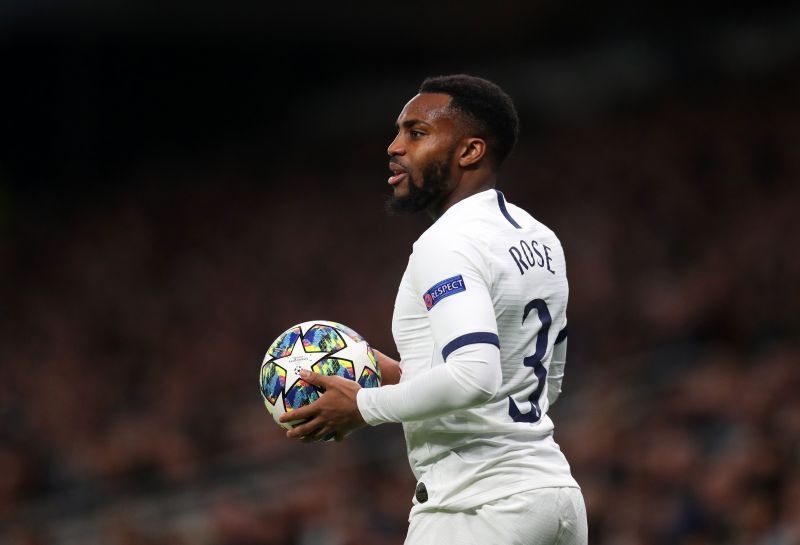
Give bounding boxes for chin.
[392,182,410,197]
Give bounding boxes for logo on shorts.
[415,481,428,503]
[422,274,466,310]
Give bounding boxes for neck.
[428,170,497,220]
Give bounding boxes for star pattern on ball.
[271,333,330,389]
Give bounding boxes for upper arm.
[410,232,499,361]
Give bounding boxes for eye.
[409,130,425,138]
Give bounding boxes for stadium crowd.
[1,74,798,544]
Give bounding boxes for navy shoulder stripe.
[495,189,521,229]
[555,326,568,345]
[442,332,500,361]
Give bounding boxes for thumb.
[299,369,327,389]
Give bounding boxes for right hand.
[372,348,402,385]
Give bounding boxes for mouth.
[388,161,408,186]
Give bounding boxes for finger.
[280,412,306,425]
[279,404,317,424]
[286,418,322,439]
[292,422,332,443]
[290,418,335,443]
[310,427,337,443]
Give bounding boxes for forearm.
[356,343,501,425]
[547,339,567,406]
[372,348,402,386]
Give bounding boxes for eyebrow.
[395,118,432,130]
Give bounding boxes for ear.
[458,137,487,168]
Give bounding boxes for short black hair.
[419,74,519,168]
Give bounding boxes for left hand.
[279,369,366,442]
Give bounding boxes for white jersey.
[390,188,578,512]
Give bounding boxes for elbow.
[484,366,503,400]
[469,362,502,405]
[470,385,495,406]
[445,343,502,408]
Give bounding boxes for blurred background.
[1,1,799,544]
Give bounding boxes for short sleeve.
[409,231,499,361]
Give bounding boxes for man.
[281,74,587,545]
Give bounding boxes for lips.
[388,161,408,186]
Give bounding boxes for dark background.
[1,2,799,544]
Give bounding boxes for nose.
[387,133,404,157]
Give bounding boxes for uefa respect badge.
[422,275,466,310]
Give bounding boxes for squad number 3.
[508,298,551,423]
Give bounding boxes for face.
[386,93,461,215]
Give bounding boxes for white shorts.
[405,487,587,545]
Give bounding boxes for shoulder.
[414,190,509,248]
[411,230,486,278]
[408,201,497,285]
[412,215,489,264]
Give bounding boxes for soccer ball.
[259,320,381,429]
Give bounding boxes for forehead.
[396,92,454,126]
